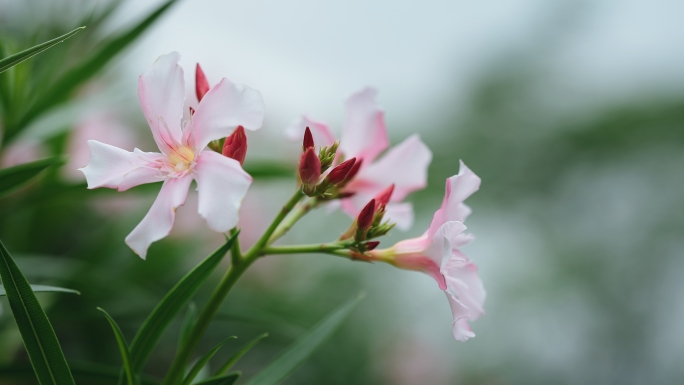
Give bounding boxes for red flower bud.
[357,199,376,232]
[195,63,211,102]
[343,158,363,183]
[326,158,356,185]
[303,126,314,151]
[222,126,248,165]
[299,147,321,185]
[365,241,380,251]
[374,184,395,206]
[189,106,196,115]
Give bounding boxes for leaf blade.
[97,308,137,385]
[0,239,76,385]
[244,294,364,385]
[181,337,236,385]
[193,372,241,385]
[216,333,268,375]
[0,156,65,196]
[0,285,80,296]
[0,27,85,73]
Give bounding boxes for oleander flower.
[286,87,432,230]
[80,52,265,258]
[369,161,485,340]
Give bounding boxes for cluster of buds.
[339,184,396,257]
[298,127,357,197]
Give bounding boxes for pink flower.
[80,52,265,259]
[369,161,485,341]
[286,88,432,230]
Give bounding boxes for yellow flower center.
[168,146,195,172]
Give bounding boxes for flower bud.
[303,126,314,151]
[365,241,380,251]
[196,63,211,102]
[189,106,196,116]
[374,184,395,206]
[299,147,321,185]
[222,126,248,165]
[326,158,356,186]
[357,199,376,233]
[342,158,363,184]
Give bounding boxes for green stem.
[229,228,241,266]
[268,197,319,244]
[261,242,350,256]
[162,188,305,385]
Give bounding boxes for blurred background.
[1,0,684,384]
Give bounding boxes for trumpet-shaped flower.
[369,161,485,341]
[80,52,265,259]
[286,88,432,230]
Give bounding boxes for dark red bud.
[365,241,380,250]
[303,127,314,150]
[337,191,356,199]
[299,147,321,185]
[343,158,363,183]
[374,184,395,206]
[189,106,196,115]
[196,63,211,102]
[326,158,356,185]
[357,199,376,231]
[222,126,248,165]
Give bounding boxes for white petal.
[194,150,252,232]
[125,174,192,259]
[80,141,164,191]
[190,78,265,151]
[138,52,186,154]
[446,293,476,341]
[339,87,388,163]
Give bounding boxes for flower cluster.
[81,52,485,341]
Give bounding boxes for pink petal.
[80,141,164,191]
[339,87,388,163]
[443,251,486,320]
[285,115,336,147]
[447,293,476,341]
[138,52,186,154]
[355,134,432,201]
[189,78,265,151]
[384,202,414,231]
[125,174,193,259]
[428,161,480,238]
[194,150,252,232]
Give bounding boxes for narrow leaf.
[181,337,236,385]
[194,372,241,385]
[0,363,159,385]
[244,294,365,385]
[0,239,76,385]
[97,308,137,385]
[216,333,268,375]
[0,285,80,296]
[0,27,85,73]
[128,234,237,374]
[0,157,65,196]
[178,302,198,351]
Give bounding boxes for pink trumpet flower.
[286,88,431,230]
[368,161,485,341]
[80,52,265,259]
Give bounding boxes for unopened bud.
[326,158,356,186]
[365,241,380,251]
[196,63,211,102]
[374,184,395,206]
[299,147,321,186]
[342,158,363,184]
[222,126,248,165]
[303,127,314,151]
[357,199,376,233]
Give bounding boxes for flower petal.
[80,140,164,191]
[355,134,432,201]
[339,87,388,163]
[189,78,265,151]
[125,174,192,259]
[428,161,480,237]
[194,150,252,232]
[443,250,485,320]
[138,52,186,154]
[285,115,336,147]
[447,293,476,341]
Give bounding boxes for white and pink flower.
[369,161,485,341]
[286,88,432,230]
[80,52,265,259]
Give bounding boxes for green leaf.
[216,333,268,375]
[0,27,85,73]
[97,308,137,385]
[178,302,198,351]
[12,0,178,134]
[193,372,241,385]
[181,337,236,385]
[0,285,80,296]
[0,239,76,385]
[0,156,65,196]
[0,363,160,385]
[244,294,365,385]
[128,234,237,374]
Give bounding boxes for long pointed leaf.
[0,156,65,196]
[244,294,365,385]
[0,363,160,385]
[0,285,80,296]
[194,372,241,385]
[181,337,236,385]
[0,239,75,385]
[128,234,238,374]
[216,333,268,375]
[0,27,85,73]
[178,302,198,351]
[98,308,137,385]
